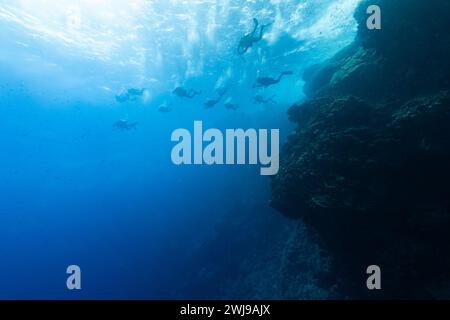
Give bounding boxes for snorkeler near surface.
[113,119,138,130]
[254,94,277,105]
[237,18,271,55]
[254,71,293,88]
[172,87,202,99]
[116,88,147,103]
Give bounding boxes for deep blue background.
[0,0,360,299]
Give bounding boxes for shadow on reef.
[271,0,450,299]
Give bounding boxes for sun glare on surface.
[0,0,148,60]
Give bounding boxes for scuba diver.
[216,88,228,98]
[204,98,220,109]
[237,18,271,55]
[225,102,239,111]
[254,94,277,105]
[204,88,228,109]
[113,119,138,131]
[158,102,173,113]
[254,71,293,88]
[116,88,147,103]
[172,87,202,99]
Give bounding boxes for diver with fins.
[113,119,139,130]
[204,88,228,109]
[116,88,147,103]
[254,71,293,88]
[172,87,202,99]
[237,18,272,55]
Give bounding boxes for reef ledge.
[271,0,450,299]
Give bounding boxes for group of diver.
[114,18,293,129]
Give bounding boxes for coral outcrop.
[271,0,450,298]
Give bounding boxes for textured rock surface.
[272,0,450,298]
[304,0,450,101]
[173,203,338,299]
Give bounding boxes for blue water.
[0,0,360,299]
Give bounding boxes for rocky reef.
[272,0,450,298]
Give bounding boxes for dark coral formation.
[272,0,450,298]
[304,0,450,101]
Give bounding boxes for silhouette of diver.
[255,71,293,88]
[254,94,277,105]
[172,87,202,99]
[113,119,138,130]
[225,102,239,111]
[116,88,147,103]
[237,18,271,55]
[204,89,228,109]
[158,102,173,113]
[204,99,219,109]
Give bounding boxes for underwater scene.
[1,0,450,300]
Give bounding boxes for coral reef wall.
[303,0,450,101]
[271,0,450,298]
